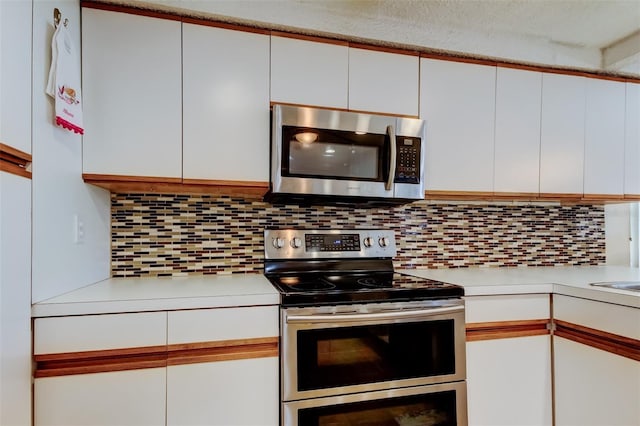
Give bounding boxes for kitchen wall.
[111,194,605,277]
[31,0,110,303]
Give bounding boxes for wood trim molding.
[167,337,279,366]
[34,337,279,378]
[83,174,269,198]
[466,319,550,341]
[80,1,640,83]
[424,190,638,204]
[554,320,640,362]
[0,143,32,179]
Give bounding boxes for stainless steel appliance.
[264,229,468,426]
[265,104,426,205]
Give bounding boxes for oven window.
[297,320,455,391]
[298,390,457,426]
[282,126,386,181]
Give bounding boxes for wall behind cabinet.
[31,0,110,303]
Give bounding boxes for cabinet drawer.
[553,295,640,339]
[34,312,167,354]
[168,306,278,344]
[465,294,550,323]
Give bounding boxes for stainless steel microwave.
[265,104,426,205]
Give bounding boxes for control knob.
[378,237,389,247]
[363,237,374,248]
[290,237,302,249]
[272,237,285,249]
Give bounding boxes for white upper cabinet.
[539,73,586,195]
[82,9,182,178]
[182,24,270,182]
[348,48,419,116]
[0,0,32,153]
[270,35,349,109]
[420,58,496,192]
[625,82,640,196]
[584,78,626,196]
[494,67,542,194]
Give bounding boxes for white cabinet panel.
[584,78,626,195]
[182,24,270,182]
[625,82,640,195]
[0,171,31,426]
[167,357,279,426]
[420,58,496,192]
[271,36,348,109]
[168,305,278,344]
[539,73,586,195]
[494,68,542,194]
[34,311,167,354]
[467,336,552,426]
[554,338,640,426]
[0,0,32,153]
[82,8,182,178]
[35,368,167,426]
[465,294,550,323]
[348,48,419,116]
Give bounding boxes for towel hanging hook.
[53,8,68,28]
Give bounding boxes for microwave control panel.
[395,137,421,184]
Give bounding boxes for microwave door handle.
[385,125,396,191]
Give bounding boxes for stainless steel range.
[264,229,468,426]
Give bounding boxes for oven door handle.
[286,305,463,324]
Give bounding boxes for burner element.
[284,280,337,292]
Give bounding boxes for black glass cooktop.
[266,271,463,307]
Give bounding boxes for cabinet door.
[554,339,640,426]
[348,47,419,116]
[0,0,32,154]
[167,357,278,426]
[182,24,270,182]
[625,82,640,196]
[494,68,542,194]
[420,59,496,192]
[539,73,586,195]
[35,368,166,426]
[167,306,279,426]
[584,78,626,196]
[270,35,348,109]
[81,8,182,178]
[0,172,31,426]
[467,336,552,426]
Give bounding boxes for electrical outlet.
[73,214,85,244]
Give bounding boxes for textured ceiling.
[108,0,640,75]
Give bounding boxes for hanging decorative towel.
[46,15,84,134]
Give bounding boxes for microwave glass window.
[289,141,378,179]
[296,320,456,391]
[297,390,457,426]
[282,126,386,182]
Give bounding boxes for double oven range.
[264,229,468,426]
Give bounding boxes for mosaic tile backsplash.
[111,194,605,277]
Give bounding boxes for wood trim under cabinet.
[554,320,640,362]
[167,337,279,366]
[82,174,269,198]
[0,142,32,179]
[466,319,550,342]
[34,337,279,377]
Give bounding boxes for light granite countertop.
[32,266,639,318]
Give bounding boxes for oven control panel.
[264,229,396,259]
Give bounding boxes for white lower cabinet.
[167,357,279,426]
[465,294,552,426]
[467,336,552,426]
[553,294,640,426]
[554,338,640,426]
[34,368,167,426]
